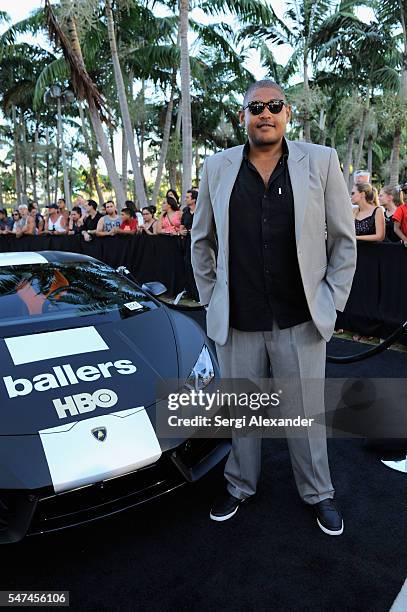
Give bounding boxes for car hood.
[0,308,180,435]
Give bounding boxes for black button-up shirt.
[228,139,311,331]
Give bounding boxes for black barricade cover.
[0,234,187,297]
[1,238,407,339]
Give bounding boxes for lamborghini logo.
[92,427,107,442]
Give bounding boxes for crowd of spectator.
[0,188,199,242]
[351,175,407,246]
[0,187,200,302]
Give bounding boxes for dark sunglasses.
[243,99,286,115]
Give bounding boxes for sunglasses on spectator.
[243,100,287,115]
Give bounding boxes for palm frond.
[33,57,70,110]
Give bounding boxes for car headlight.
[185,345,215,391]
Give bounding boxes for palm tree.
[374,0,407,100]
[240,0,336,141]
[179,0,192,206]
[44,0,126,205]
[105,0,147,207]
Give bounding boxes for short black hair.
[71,206,82,216]
[243,80,286,107]
[105,200,114,206]
[58,197,66,204]
[187,189,198,202]
[87,199,98,211]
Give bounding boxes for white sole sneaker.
[209,506,240,522]
[317,518,344,536]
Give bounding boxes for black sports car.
[0,251,230,543]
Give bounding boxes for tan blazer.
[191,139,357,346]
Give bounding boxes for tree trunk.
[303,53,311,143]
[0,178,3,207]
[105,0,147,208]
[179,0,193,206]
[139,78,145,187]
[88,121,104,205]
[31,125,39,202]
[88,101,126,204]
[195,143,200,184]
[318,108,326,145]
[20,117,28,204]
[45,128,51,207]
[354,104,369,171]
[12,105,23,206]
[121,124,128,197]
[54,116,60,205]
[367,135,373,176]
[343,130,355,191]
[79,101,104,204]
[151,87,174,207]
[389,123,401,187]
[59,3,125,205]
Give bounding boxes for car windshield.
[0,261,156,328]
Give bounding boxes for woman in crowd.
[351,183,385,242]
[379,185,403,243]
[139,206,157,234]
[68,207,83,235]
[10,210,21,233]
[166,189,180,207]
[156,195,182,235]
[125,200,143,227]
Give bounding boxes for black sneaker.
[314,498,344,535]
[209,491,246,522]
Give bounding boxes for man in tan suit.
[191,80,356,535]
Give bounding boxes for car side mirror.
[142,281,167,296]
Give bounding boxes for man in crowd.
[57,198,69,223]
[113,207,138,235]
[180,189,199,301]
[96,200,121,236]
[15,204,35,237]
[44,202,67,234]
[81,199,102,241]
[191,79,356,535]
[0,208,13,233]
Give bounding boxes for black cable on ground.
[326,321,407,364]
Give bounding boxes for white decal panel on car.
[5,326,109,365]
[39,407,162,493]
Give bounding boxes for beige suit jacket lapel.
[218,145,244,260]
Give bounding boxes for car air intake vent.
[0,493,38,544]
